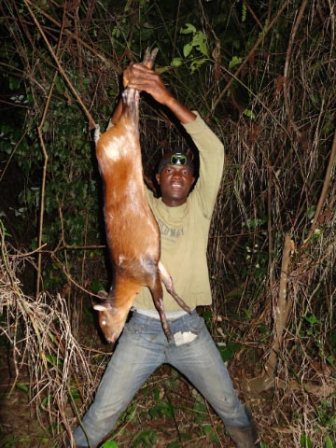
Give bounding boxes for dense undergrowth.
[0,1,335,446]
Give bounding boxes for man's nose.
[172,169,183,179]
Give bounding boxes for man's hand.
[124,63,196,124]
[123,63,174,107]
[107,62,196,125]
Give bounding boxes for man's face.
[156,165,195,207]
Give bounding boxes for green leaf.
[167,442,182,448]
[101,441,118,448]
[149,401,174,418]
[192,31,209,57]
[304,314,320,325]
[229,55,242,69]
[325,436,334,448]
[16,383,29,393]
[245,217,266,229]
[45,354,63,366]
[119,402,137,423]
[180,23,196,35]
[326,355,335,366]
[202,424,220,443]
[192,395,207,422]
[171,57,183,67]
[69,387,81,400]
[183,43,193,58]
[300,434,313,448]
[41,395,51,407]
[202,309,213,326]
[241,1,247,23]
[243,109,256,120]
[306,206,316,220]
[218,341,241,361]
[132,430,157,447]
[190,58,208,73]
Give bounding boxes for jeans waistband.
[131,308,198,326]
[135,308,192,320]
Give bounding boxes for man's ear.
[155,173,161,185]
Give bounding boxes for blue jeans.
[73,310,250,447]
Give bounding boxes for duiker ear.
[93,303,112,311]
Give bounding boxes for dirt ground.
[0,352,267,448]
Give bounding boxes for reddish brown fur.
[93,50,190,344]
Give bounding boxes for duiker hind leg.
[148,272,174,342]
[158,262,192,313]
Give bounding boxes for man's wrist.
[163,95,176,108]
[161,94,196,124]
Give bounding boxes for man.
[72,62,259,447]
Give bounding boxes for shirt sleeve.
[182,112,224,219]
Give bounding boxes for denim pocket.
[124,319,145,335]
[124,316,165,345]
[175,312,203,331]
[171,314,206,341]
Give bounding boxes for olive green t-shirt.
[134,112,224,312]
